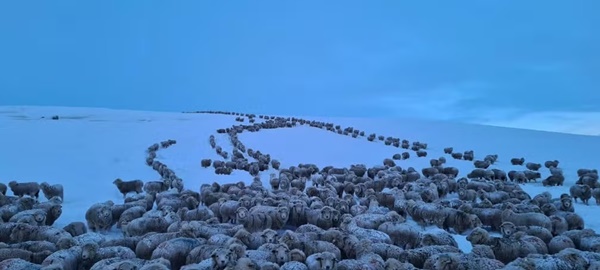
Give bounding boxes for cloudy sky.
[0,1,598,135]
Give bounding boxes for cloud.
[363,80,493,120]
[477,111,600,136]
[361,80,600,136]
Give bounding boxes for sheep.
[0,258,42,270]
[81,242,137,269]
[458,188,477,202]
[443,147,453,154]
[339,215,392,244]
[398,245,461,268]
[440,208,480,235]
[281,261,308,270]
[151,237,204,270]
[548,235,576,254]
[525,162,542,171]
[10,223,72,243]
[41,245,82,270]
[419,230,459,248]
[123,214,178,237]
[488,237,530,264]
[501,207,552,231]
[378,221,422,249]
[236,207,273,233]
[570,184,592,205]
[510,157,525,165]
[9,208,47,225]
[8,181,40,199]
[63,221,87,237]
[545,160,559,168]
[0,183,6,195]
[143,181,169,195]
[279,231,341,260]
[305,251,337,270]
[85,201,114,232]
[118,205,147,229]
[113,178,144,198]
[246,243,291,267]
[201,159,212,168]
[39,182,64,201]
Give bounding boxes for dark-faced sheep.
[113,179,144,198]
[39,182,64,201]
[525,162,542,171]
[8,181,40,199]
[510,157,525,165]
[570,184,592,205]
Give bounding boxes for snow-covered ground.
[2,105,600,253]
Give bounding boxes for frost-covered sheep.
[0,183,6,195]
[123,214,177,237]
[339,215,392,244]
[151,237,204,270]
[63,221,87,237]
[570,184,592,205]
[548,235,575,254]
[419,230,458,248]
[398,245,461,269]
[117,206,147,229]
[8,181,40,199]
[39,182,64,201]
[236,207,273,233]
[501,207,552,231]
[10,223,72,243]
[443,147,453,154]
[85,201,114,232]
[41,245,82,270]
[9,209,47,225]
[458,188,477,202]
[377,221,421,249]
[81,242,137,269]
[306,251,337,270]
[143,181,169,195]
[113,178,144,198]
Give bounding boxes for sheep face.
[320,207,333,221]
[466,228,487,245]
[269,244,290,265]
[81,243,98,261]
[500,222,517,238]
[261,230,278,244]
[211,248,231,268]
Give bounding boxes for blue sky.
[0,1,598,133]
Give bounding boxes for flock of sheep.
[2,110,600,269]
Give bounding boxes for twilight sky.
[1,1,598,134]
